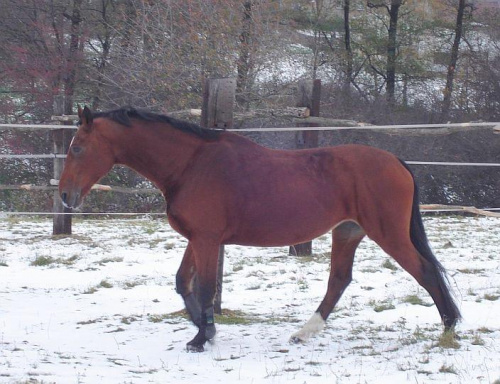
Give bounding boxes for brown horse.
[59,106,460,352]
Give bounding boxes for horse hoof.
[186,342,204,352]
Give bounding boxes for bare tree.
[367,0,404,104]
[0,0,85,119]
[236,1,255,109]
[440,0,473,122]
[63,0,84,114]
[343,0,354,95]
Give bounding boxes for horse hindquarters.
[360,161,461,331]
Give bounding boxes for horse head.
[59,106,115,209]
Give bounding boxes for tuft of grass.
[149,238,164,248]
[123,279,146,289]
[148,310,189,323]
[143,224,158,235]
[148,313,172,323]
[402,294,423,305]
[246,283,261,290]
[77,319,99,325]
[31,255,56,266]
[83,286,99,295]
[232,263,244,272]
[471,333,485,346]
[147,308,262,326]
[457,268,484,275]
[407,325,432,344]
[297,278,309,291]
[99,280,113,289]
[370,299,395,312]
[121,316,138,325]
[484,293,499,301]
[439,364,457,374]
[436,330,460,349]
[30,254,79,267]
[216,309,257,325]
[98,257,124,265]
[401,294,432,307]
[62,254,80,265]
[361,286,374,291]
[382,259,398,271]
[165,242,176,250]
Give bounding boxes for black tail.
[399,159,461,327]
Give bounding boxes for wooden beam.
[290,79,322,256]
[200,78,237,314]
[52,96,73,235]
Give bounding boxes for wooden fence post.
[290,79,321,256]
[52,95,73,235]
[200,78,237,314]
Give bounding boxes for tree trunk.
[441,0,468,122]
[236,1,254,109]
[386,0,401,104]
[343,0,353,95]
[92,0,113,110]
[64,0,83,115]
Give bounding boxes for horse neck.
[111,122,204,196]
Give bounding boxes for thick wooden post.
[52,95,73,235]
[290,79,321,256]
[200,78,236,314]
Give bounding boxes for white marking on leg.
[289,312,325,343]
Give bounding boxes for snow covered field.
[0,215,499,384]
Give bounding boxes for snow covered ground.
[0,215,499,384]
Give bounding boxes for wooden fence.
[1,80,499,224]
[2,78,500,313]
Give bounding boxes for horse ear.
[80,106,94,132]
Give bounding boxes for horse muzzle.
[60,189,82,210]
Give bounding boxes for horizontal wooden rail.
[420,204,500,218]
[0,154,67,159]
[1,121,499,132]
[405,161,500,167]
[0,123,77,130]
[1,206,499,217]
[2,153,500,167]
[0,182,158,194]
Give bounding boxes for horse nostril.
[61,192,67,203]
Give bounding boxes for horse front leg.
[184,240,219,352]
[176,243,202,327]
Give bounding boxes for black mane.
[93,107,222,140]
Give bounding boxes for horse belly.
[227,199,340,247]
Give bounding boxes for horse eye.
[71,146,83,155]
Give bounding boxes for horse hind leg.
[290,221,365,343]
[368,220,461,331]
